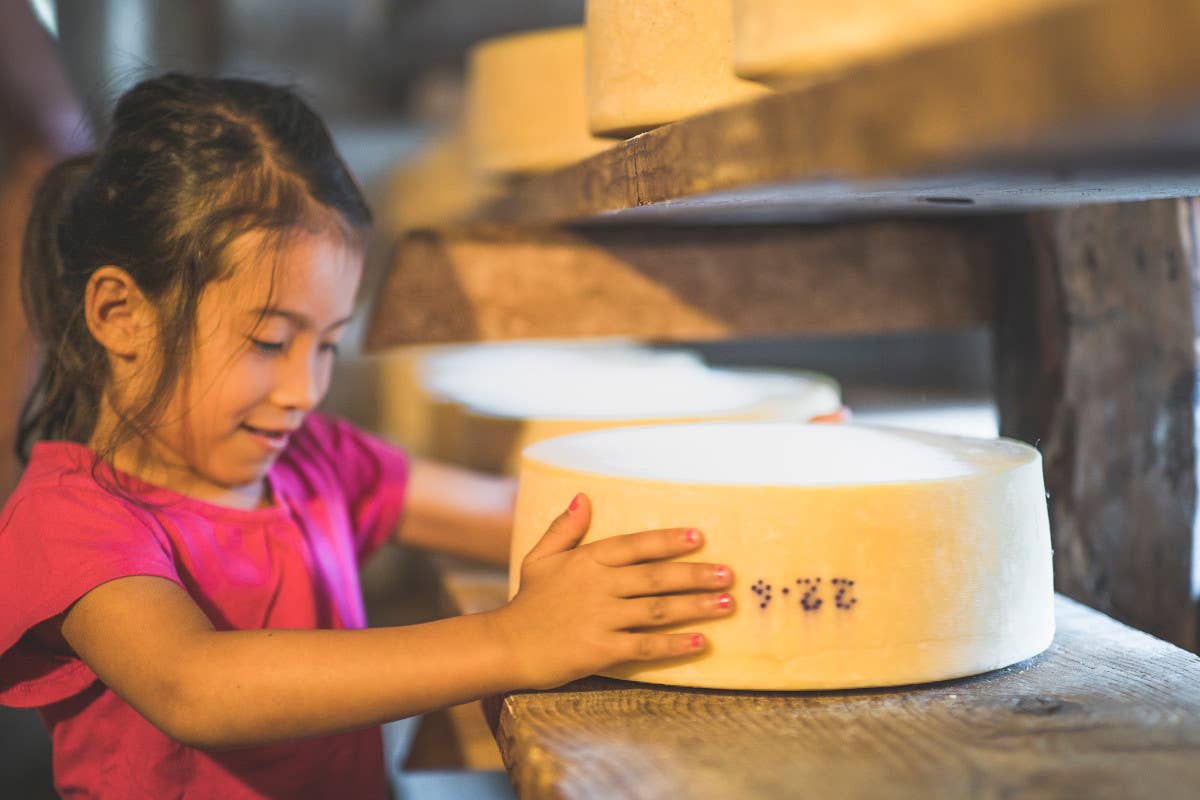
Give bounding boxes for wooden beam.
[363,222,996,349]
[477,0,1200,226]
[994,199,1198,651]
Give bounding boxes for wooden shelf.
[423,556,1200,798]
[480,0,1200,226]
[363,222,997,349]
[484,597,1200,799]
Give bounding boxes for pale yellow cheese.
[327,340,659,454]
[510,423,1054,690]
[322,345,434,451]
[325,341,842,476]
[419,346,841,474]
[466,27,615,175]
[586,0,770,138]
[378,128,500,235]
[733,0,1087,87]
[452,365,841,475]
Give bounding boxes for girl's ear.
[84,266,156,360]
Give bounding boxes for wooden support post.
[994,199,1199,650]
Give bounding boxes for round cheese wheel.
[326,341,843,474]
[404,340,682,458]
[586,0,769,138]
[326,341,661,454]
[379,128,499,234]
[733,0,1083,87]
[510,422,1054,689]
[420,345,842,474]
[466,26,615,175]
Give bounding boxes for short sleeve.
[290,413,410,564]
[0,487,179,708]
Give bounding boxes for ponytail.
[17,154,106,463]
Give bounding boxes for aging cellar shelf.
[477,0,1200,226]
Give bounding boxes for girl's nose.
[272,349,325,411]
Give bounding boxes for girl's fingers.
[620,631,709,662]
[522,493,592,565]
[588,527,703,567]
[611,561,734,598]
[616,591,736,630]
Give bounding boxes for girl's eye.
[250,339,286,354]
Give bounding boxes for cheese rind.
[379,128,499,234]
[586,0,770,137]
[510,423,1054,689]
[466,26,614,175]
[733,0,1087,86]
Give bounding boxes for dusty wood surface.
[481,596,1200,799]
[363,223,995,348]
[994,199,1198,651]
[477,0,1200,226]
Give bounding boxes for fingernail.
[685,529,700,544]
[690,634,705,649]
[569,494,581,511]
[713,565,729,581]
[717,593,733,610]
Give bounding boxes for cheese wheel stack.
[466,26,614,175]
[586,0,769,138]
[510,423,1054,689]
[733,0,1085,86]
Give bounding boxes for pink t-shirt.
[0,413,409,799]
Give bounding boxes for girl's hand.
[489,493,735,691]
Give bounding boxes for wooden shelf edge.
[363,222,998,349]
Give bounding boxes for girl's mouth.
[241,423,293,451]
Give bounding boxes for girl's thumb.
[523,493,592,564]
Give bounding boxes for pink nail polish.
[717,593,733,610]
[690,634,704,649]
[686,529,700,544]
[569,494,581,511]
[714,566,729,581]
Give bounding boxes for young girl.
[0,73,736,798]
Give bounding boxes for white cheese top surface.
[523,422,1036,485]
[420,343,824,419]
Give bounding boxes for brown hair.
[18,73,372,471]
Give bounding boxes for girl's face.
[150,227,362,508]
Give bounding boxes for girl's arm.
[60,574,520,749]
[59,495,733,751]
[396,458,516,567]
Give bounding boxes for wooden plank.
[486,595,1200,799]
[478,0,1200,226]
[363,223,995,349]
[994,199,1198,651]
